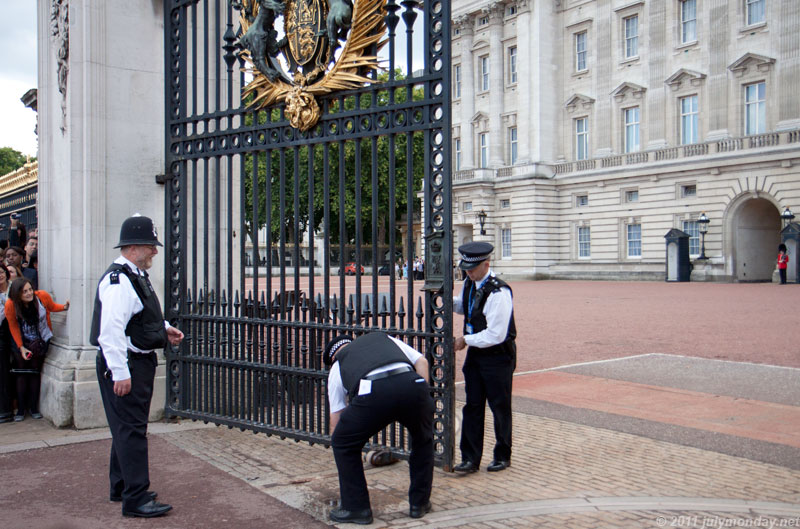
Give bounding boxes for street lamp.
[477,209,487,236]
[697,212,709,260]
[781,206,795,229]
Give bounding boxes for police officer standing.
[325,332,434,524]
[452,242,516,474]
[90,214,184,518]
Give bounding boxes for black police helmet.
[114,214,163,248]
[323,334,354,367]
[458,241,494,271]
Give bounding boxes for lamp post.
[697,212,709,260]
[477,209,487,236]
[781,206,795,229]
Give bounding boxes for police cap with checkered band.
[458,241,494,270]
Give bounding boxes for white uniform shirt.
[453,269,513,349]
[327,336,423,413]
[97,256,171,381]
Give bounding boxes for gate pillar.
[36,1,168,427]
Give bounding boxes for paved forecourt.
[2,279,800,528]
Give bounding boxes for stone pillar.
[646,0,667,149]
[459,19,475,169]
[777,0,800,130]
[37,0,167,428]
[516,0,532,163]
[705,0,730,140]
[594,2,614,156]
[529,0,558,162]
[488,3,505,167]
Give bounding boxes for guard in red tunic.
[778,243,789,284]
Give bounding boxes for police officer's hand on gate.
[166,326,184,346]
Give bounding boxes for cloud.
[0,2,38,156]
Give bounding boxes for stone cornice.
[664,69,707,91]
[565,93,596,112]
[612,82,647,102]
[728,53,776,77]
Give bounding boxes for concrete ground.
[2,280,800,528]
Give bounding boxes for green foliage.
[242,72,425,250]
[0,147,31,176]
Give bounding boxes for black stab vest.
[89,263,168,351]
[462,275,517,356]
[337,332,413,400]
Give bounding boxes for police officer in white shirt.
[452,241,516,474]
[89,214,184,518]
[325,332,434,524]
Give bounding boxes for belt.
[364,365,413,381]
[97,349,156,361]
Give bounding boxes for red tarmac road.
[250,276,800,371]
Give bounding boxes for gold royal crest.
[233,0,386,131]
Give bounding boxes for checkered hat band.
[330,338,352,358]
[461,253,490,262]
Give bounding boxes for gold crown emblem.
[234,0,386,131]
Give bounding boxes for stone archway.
[731,197,781,281]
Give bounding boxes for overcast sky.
[0,2,38,157]
[0,3,425,159]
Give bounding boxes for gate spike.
[380,296,388,315]
[186,288,193,312]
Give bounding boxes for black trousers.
[96,351,156,510]
[460,351,513,465]
[779,268,787,284]
[331,371,434,511]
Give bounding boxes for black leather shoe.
[409,501,432,519]
[329,507,373,525]
[111,490,157,502]
[487,460,510,472]
[453,461,478,473]
[122,500,172,518]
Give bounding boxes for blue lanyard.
[466,278,486,320]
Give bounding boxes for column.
[458,18,476,169]
[646,0,667,149]
[38,0,167,427]
[777,0,800,130]
[705,0,730,140]
[516,0,531,163]
[488,3,505,167]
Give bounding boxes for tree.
[242,71,426,256]
[0,147,30,176]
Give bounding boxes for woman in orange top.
[6,277,69,420]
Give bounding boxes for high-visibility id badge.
[465,324,474,334]
[358,379,372,396]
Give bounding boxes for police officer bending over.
[325,332,434,524]
[90,214,184,518]
[453,241,516,474]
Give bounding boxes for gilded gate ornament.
[233,0,386,131]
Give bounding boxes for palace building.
[450,0,800,281]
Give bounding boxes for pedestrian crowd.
[0,215,67,424]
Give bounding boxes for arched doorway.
[733,198,781,281]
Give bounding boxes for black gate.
[164,0,454,469]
